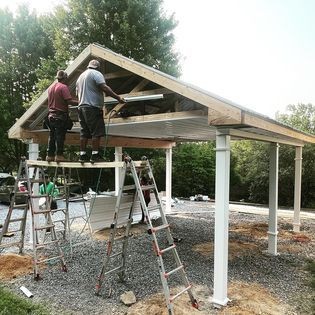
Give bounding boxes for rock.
[120,291,137,306]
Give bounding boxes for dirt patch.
[193,241,259,260]
[127,281,288,315]
[0,254,33,280]
[93,223,147,241]
[224,281,288,314]
[230,222,312,241]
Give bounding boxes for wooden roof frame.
[8,43,315,147]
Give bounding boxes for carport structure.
[8,43,315,306]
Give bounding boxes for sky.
[1,0,315,118]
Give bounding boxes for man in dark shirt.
[46,70,78,162]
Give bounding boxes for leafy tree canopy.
[45,0,180,76]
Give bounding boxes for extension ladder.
[95,156,198,315]
[0,157,67,279]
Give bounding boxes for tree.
[0,6,54,171]
[44,0,180,76]
[276,103,315,207]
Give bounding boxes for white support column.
[114,147,123,196]
[268,143,279,255]
[212,131,230,306]
[293,146,303,232]
[28,142,39,245]
[165,148,172,213]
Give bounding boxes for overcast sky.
[1,0,315,118]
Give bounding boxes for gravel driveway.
[0,200,314,314]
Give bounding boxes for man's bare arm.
[100,83,125,103]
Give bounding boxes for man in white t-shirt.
[76,60,125,163]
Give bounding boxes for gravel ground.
[0,200,314,314]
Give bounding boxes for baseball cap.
[55,70,68,80]
[87,59,100,69]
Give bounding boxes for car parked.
[0,175,28,204]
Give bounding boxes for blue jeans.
[47,117,67,156]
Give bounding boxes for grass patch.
[0,285,49,315]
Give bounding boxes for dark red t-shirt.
[48,82,72,114]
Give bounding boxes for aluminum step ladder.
[0,159,29,253]
[95,156,198,315]
[52,166,93,255]
[0,157,67,279]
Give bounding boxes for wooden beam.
[26,131,175,148]
[105,70,132,80]
[91,44,242,123]
[109,109,206,124]
[229,129,305,146]
[26,160,144,169]
[242,112,315,144]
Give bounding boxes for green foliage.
[232,103,315,207]
[171,142,215,197]
[0,5,54,171]
[0,285,49,315]
[45,0,180,76]
[276,103,315,134]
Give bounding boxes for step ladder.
[95,156,198,315]
[0,160,29,253]
[0,157,67,279]
[51,166,93,256]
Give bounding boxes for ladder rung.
[14,192,28,196]
[123,184,136,191]
[12,204,28,209]
[0,241,22,248]
[31,194,49,199]
[110,251,123,258]
[104,265,123,276]
[159,244,176,255]
[7,217,25,223]
[170,285,192,303]
[53,219,66,224]
[37,255,63,264]
[165,265,184,278]
[151,224,170,233]
[114,235,126,241]
[141,184,155,191]
[35,224,54,231]
[4,228,22,234]
[69,215,85,220]
[51,208,66,213]
[30,179,42,184]
[33,209,51,214]
[147,205,161,212]
[36,240,59,249]
[65,182,81,186]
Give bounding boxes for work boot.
[79,153,89,163]
[55,155,67,162]
[46,155,54,162]
[90,153,105,163]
